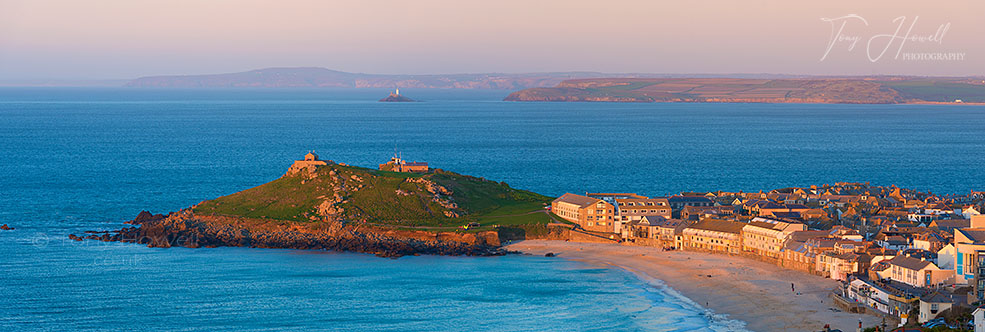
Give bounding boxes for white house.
[938,244,956,270]
[966,206,983,219]
[846,278,891,314]
[918,291,953,323]
[974,306,985,332]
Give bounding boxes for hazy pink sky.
[1,0,982,80]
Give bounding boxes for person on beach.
[791,282,795,292]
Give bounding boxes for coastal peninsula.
[72,152,554,257]
[505,77,985,104]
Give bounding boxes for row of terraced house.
[550,186,985,327]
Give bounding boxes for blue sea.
[1,88,984,331]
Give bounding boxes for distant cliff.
[505,77,985,104]
[125,67,621,90]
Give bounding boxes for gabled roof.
[931,219,970,229]
[886,255,935,271]
[771,211,802,219]
[957,228,985,243]
[920,291,952,304]
[638,215,667,226]
[870,261,891,271]
[553,193,603,208]
[686,219,744,234]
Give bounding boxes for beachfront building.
[668,195,714,218]
[656,219,692,250]
[847,277,922,319]
[551,193,615,233]
[378,153,429,173]
[741,217,806,259]
[621,215,668,245]
[884,255,954,288]
[682,219,745,254]
[613,196,671,233]
[779,230,832,273]
[846,278,892,314]
[817,251,862,281]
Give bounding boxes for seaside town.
[550,184,985,331]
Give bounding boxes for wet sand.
[506,240,884,332]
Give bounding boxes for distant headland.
[505,77,985,104]
[123,67,621,89]
[121,67,985,101]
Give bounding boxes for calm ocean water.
[1,88,984,331]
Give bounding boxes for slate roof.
[669,196,714,204]
[957,228,985,243]
[933,219,971,229]
[553,193,602,208]
[887,255,934,271]
[920,291,952,304]
[686,219,745,234]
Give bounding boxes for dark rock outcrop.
[379,94,415,102]
[72,211,512,258]
[0,224,12,230]
[132,210,166,223]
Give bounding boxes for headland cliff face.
[72,211,507,258]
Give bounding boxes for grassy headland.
[193,163,553,229]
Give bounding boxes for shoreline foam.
[506,240,884,332]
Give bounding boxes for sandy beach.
[506,240,884,332]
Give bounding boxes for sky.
[0,0,983,80]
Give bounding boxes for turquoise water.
[1,88,984,331]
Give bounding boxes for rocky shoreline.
[71,211,512,258]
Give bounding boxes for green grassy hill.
[192,162,553,229]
